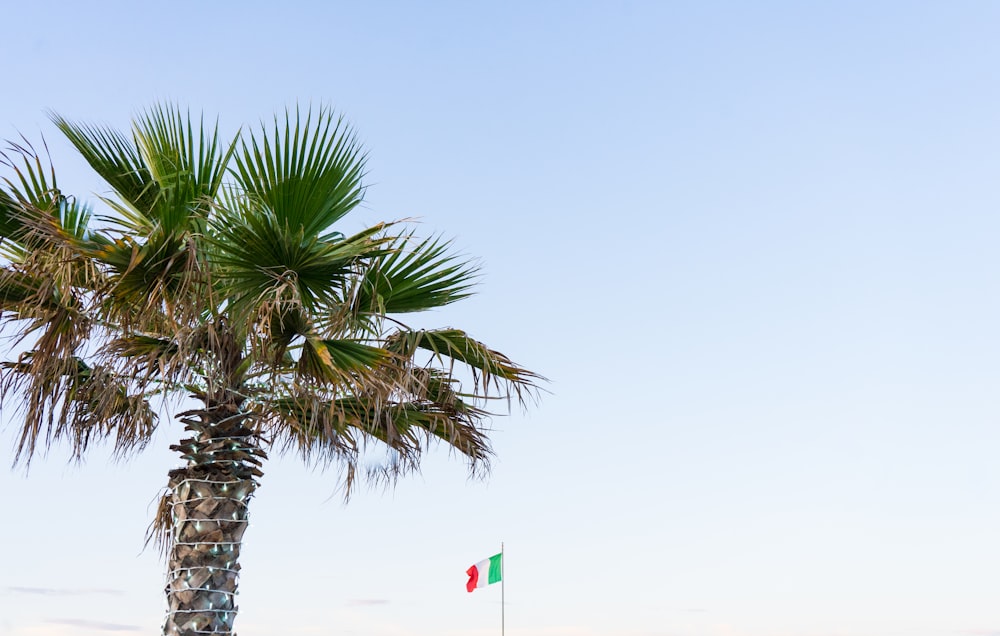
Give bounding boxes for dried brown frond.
[2,356,157,463]
[237,268,306,364]
[105,333,184,386]
[145,488,173,558]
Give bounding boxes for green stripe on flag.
[488,553,503,584]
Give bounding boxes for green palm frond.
[131,104,236,235]
[264,303,309,363]
[321,338,394,376]
[52,105,236,237]
[387,327,541,405]
[50,114,157,230]
[353,232,479,317]
[0,188,18,244]
[209,208,393,328]
[231,105,365,238]
[103,234,196,306]
[0,138,96,257]
[60,107,236,327]
[1,137,58,214]
[295,336,386,384]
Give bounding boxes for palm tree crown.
[0,104,539,636]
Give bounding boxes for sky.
[2,1,1000,635]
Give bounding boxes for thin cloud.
[44,619,139,632]
[348,598,391,606]
[6,587,124,597]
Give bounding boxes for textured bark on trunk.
[162,403,266,636]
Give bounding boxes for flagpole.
[501,541,505,636]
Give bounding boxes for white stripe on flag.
[474,558,491,588]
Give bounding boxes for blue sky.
[2,2,1000,635]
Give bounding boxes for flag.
[466,553,502,592]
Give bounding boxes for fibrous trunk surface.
[162,406,266,636]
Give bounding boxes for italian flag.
[466,553,502,592]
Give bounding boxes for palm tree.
[0,104,539,636]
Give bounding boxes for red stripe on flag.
[466,565,479,593]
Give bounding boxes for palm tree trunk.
[162,404,266,636]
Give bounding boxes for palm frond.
[99,233,203,324]
[231,105,366,237]
[208,208,394,332]
[2,355,157,463]
[50,113,158,231]
[0,223,100,378]
[131,104,236,235]
[0,137,96,258]
[0,268,52,316]
[106,334,183,385]
[386,328,542,406]
[280,336,393,399]
[0,188,18,246]
[352,232,479,317]
[0,136,58,214]
[262,390,492,496]
[52,106,237,238]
